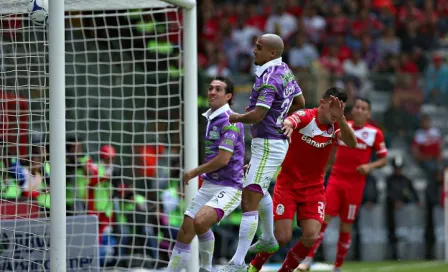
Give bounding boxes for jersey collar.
[255,57,282,77]
[202,103,231,121]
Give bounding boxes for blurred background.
[0,0,447,270]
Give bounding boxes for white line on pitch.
[344,262,446,272]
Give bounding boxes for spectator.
[377,27,401,59]
[326,3,350,37]
[399,21,425,53]
[246,4,267,31]
[288,33,319,71]
[232,18,261,57]
[397,0,423,29]
[412,114,442,185]
[385,155,420,260]
[265,4,297,40]
[397,52,419,75]
[319,44,343,77]
[393,74,423,115]
[302,4,326,44]
[205,53,231,78]
[321,35,352,63]
[383,93,417,144]
[351,8,384,39]
[342,49,369,82]
[361,34,380,69]
[424,54,448,105]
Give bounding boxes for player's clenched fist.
[229,113,239,123]
[356,164,372,175]
[183,169,197,185]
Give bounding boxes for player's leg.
[280,188,326,272]
[299,182,342,271]
[333,185,364,271]
[167,186,209,272]
[224,139,287,270]
[279,218,322,272]
[249,184,296,271]
[195,186,242,272]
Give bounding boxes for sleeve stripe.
[256,83,277,92]
[219,146,234,153]
[293,92,302,97]
[256,103,271,109]
[223,125,240,133]
[376,149,388,154]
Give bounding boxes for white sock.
[198,230,215,271]
[259,193,275,241]
[231,211,259,265]
[168,241,191,272]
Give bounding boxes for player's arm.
[288,93,305,114]
[230,106,269,124]
[324,145,337,173]
[357,131,388,175]
[184,124,240,184]
[336,117,357,148]
[184,150,232,184]
[230,84,276,124]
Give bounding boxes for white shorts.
[243,138,288,194]
[184,181,241,222]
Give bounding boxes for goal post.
[0,0,198,271]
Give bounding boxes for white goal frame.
[46,0,198,271]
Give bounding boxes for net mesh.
[0,1,184,270]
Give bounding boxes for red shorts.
[273,182,326,224]
[325,175,365,223]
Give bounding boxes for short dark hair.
[214,76,234,105]
[355,97,371,110]
[322,87,347,103]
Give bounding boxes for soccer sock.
[259,193,275,241]
[250,252,276,270]
[230,211,259,265]
[279,240,312,272]
[167,241,191,272]
[306,222,328,258]
[198,230,215,272]
[335,231,351,268]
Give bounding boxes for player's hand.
[329,95,345,121]
[281,119,294,142]
[356,164,372,175]
[243,164,249,173]
[229,113,239,123]
[245,106,250,112]
[183,169,197,185]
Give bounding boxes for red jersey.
[279,108,340,189]
[331,121,387,182]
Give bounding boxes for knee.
[275,230,292,247]
[193,215,211,234]
[241,189,262,212]
[301,229,319,247]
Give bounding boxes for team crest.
[326,126,334,134]
[276,204,285,215]
[209,126,220,139]
[362,131,369,139]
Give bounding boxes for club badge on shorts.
[276,204,284,215]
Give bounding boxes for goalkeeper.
[168,77,245,272]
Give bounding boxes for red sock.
[335,232,351,268]
[306,222,328,258]
[279,241,311,272]
[250,252,275,270]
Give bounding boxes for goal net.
[0,1,193,270]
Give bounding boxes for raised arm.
[230,106,269,124]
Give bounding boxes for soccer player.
[298,97,388,272]
[220,33,305,272]
[167,77,245,272]
[248,88,357,272]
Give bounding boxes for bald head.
[260,34,284,57]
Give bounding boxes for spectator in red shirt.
[398,52,419,75]
[351,8,384,38]
[320,45,343,77]
[285,0,302,17]
[397,1,424,29]
[412,114,442,185]
[326,4,350,37]
[321,35,351,62]
[246,4,267,31]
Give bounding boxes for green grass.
[321,261,448,272]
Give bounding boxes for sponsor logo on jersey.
[209,126,220,139]
[301,135,333,148]
[356,143,367,149]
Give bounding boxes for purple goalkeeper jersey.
[249,57,302,139]
[200,104,245,189]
